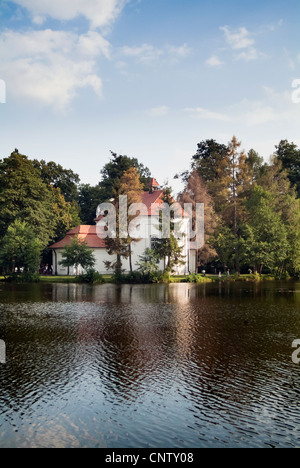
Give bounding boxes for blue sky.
[0,0,299,194]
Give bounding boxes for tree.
[104,167,144,275]
[240,186,289,274]
[153,187,185,273]
[78,184,105,225]
[246,149,265,183]
[210,225,236,271]
[258,156,297,219]
[0,150,56,247]
[51,186,81,241]
[59,236,95,274]
[119,167,144,272]
[275,140,300,197]
[99,151,151,201]
[0,150,81,253]
[224,136,252,273]
[178,169,217,269]
[33,159,80,203]
[0,220,42,274]
[136,248,160,277]
[285,198,300,276]
[191,139,232,215]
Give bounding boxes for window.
[151,236,160,250]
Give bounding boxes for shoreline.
[0,273,294,285]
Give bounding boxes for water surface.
[0,281,300,448]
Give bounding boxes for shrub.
[76,269,104,284]
[4,272,41,283]
[186,273,212,283]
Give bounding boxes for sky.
[0,0,300,195]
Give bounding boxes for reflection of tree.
[176,284,300,431]
[77,301,179,402]
[2,280,300,437]
[0,303,80,410]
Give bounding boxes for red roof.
[94,189,185,220]
[50,225,106,249]
[148,177,160,188]
[142,190,164,215]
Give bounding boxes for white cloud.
[77,30,111,58]
[235,47,259,62]
[184,107,232,122]
[220,25,261,61]
[220,26,254,50]
[148,106,169,117]
[121,44,164,63]
[120,42,191,64]
[166,43,191,59]
[206,55,224,67]
[230,86,300,126]
[11,0,128,30]
[0,29,110,110]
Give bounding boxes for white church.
[50,178,198,276]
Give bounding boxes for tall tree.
[178,170,217,270]
[153,187,185,273]
[0,150,56,247]
[119,167,144,272]
[33,159,80,203]
[275,140,300,197]
[0,220,42,274]
[104,167,144,274]
[225,136,252,272]
[246,149,265,183]
[240,185,289,274]
[78,184,105,225]
[191,139,231,215]
[100,151,151,201]
[0,150,80,250]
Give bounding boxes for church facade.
[50,179,197,276]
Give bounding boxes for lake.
[0,280,300,448]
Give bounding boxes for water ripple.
[1,282,300,447]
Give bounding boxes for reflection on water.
[0,281,300,448]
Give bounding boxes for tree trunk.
[129,244,133,273]
[116,254,122,276]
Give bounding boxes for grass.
[0,273,291,285]
[39,274,113,284]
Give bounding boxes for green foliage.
[59,236,96,272]
[75,269,104,284]
[0,150,81,253]
[99,151,151,201]
[3,272,41,283]
[210,225,235,270]
[136,248,160,276]
[110,269,174,284]
[33,159,80,203]
[0,219,42,274]
[78,184,105,225]
[240,185,289,273]
[186,273,212,283]
[275,140,300,197]
[0,150,56,247]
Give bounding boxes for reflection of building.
[50,179,197,276]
